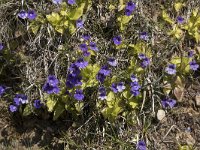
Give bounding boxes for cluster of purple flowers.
[9,94,28,112]
[125,1,136,16]
[18,10,37,20]
[111,82,126,93]
[66,64,82,88]
[96,65,111,83]
[66,58,88,88]
[79,40,99,56]
[66,58,88,100]
[161,98,176,108]
[130,74,141,96]
[80,42,98,52]
[42,75,60,94]
[186,50,199,71]
[138,53,150,68]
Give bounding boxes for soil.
[149,79,200,150]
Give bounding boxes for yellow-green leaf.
[118,0,125,11]
[168,25,183,39]
[55,26,64,34]
[67,2,85,20]
[109,4,116,11]
[46,98,57,112]
[75,102,84,112]
[174,2,185,12]
[171,56,181,65]
[163,81,172,95]
[121,15,133,24]
[162,10,174,24]
[68,21,76,34]
[46,12,61,25]
[107,92,116,108]
[53,103,65,120]
[129,100,138,109]
[29,22,40,34]
[23,105,32,116]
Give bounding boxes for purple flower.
[43,75,60,94]
[47,75,59,86]
[140,32,149,41]
[117,82,126,92]
[138,53,146,60]
[79,43,88,52]
[27,10,37,20]
[43,83,60,94]
[165,64,176,75]
[126,1,136,11]
[14,97,21,106]
[141,57,150,68]
[9,105,17,112]
[75,58,88,69]
[98,87,107,100]
[99,65,111,76]
[177,16,184,24]
[69,63,81,76]
[125,1,136,16]
[52,0,62,4]
[0,43,4,51]
[161,98,176,108]
[68,0,76,5]
[111,83,118,93]
[82,34,90,41]
[189,60,199,71]
[96,73,106,83]
[130,82,141,91]
[74,89,84,101]
[0,86,6,96]
[131,90,140,96]
[66,73,82,88]
[89,42,98,51]
[108,58,117,67]
[130,81,141,96]
[18,10,27,19]
[14,94,28,105]
[137,140,146,150]
[188,50,194,58]
[33,100,43,109]
[131,74,138,82]
[111,82,126,93]
[113,36,122,45]
[83,51,90,57]
[125,8,133,16]
[76,19,84,28]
